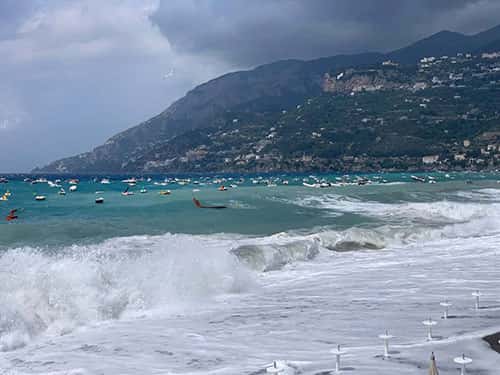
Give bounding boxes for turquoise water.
[0,172,498,249]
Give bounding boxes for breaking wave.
[1,188,498,351]
[294,190,500,224]
[0,234,253,351]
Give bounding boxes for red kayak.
[6,209,18,221]
[192,197,227,209]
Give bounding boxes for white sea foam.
[295,192,500,224]
[0,234,254,351]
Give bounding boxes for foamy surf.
[1,179,499,374]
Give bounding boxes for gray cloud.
[0,0,499,171]
[152,0,500,67]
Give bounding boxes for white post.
[422,318,437,341]
[266,361,284,374]
[454,354,472,375]
[440,301,452,319]
[330,344,346,373]
[472,290,481,310]
[378,331,393,358]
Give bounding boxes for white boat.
[121,178,137,184]
[35,195,46,201]
[95,197,104,204]
[69,185,78,192]
[122,187,134,196]
[48,181,61,188]
[303,182,319,188]
[59,188,66,195]
[100,178,111,184]
[411,175,426,183]
[140,188,147,194]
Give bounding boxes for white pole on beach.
[422,317,437,341]
[472,290,481,310]
[453,354,472,375]
[440,300,452,319]
[266,361,284,374]
[378,331,394,358]
[330,345,346,373]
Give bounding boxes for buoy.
[440,300,452,319]
[453,354,472,375]
[422,317,437,341]
[266,361,284,374]
[472,290,481,310]
[330,344,346,373]
[378,330,394,358]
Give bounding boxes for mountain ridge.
[35,24,500,173]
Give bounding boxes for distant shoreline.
[1,169,499,177]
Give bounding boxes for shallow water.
[0,172,499,374]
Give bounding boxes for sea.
[0,172,499,374]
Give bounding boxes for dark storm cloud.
[152,0,500,67]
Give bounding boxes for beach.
[0,173,499,374]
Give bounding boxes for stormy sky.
[1,0,500,172]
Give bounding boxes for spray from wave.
[1,188,499,351]
[0,234,254,351]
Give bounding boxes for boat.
[6,209,18,221]
[59,188,66,195]
[0,177,8,183]
[121,187,134,196]
[140,188,147,194]
[159,190,171,195]
[121,178,137,184]
[411,175,426,183]
[69,185,78,192]
[218,185,228,191]
[68,179,79,185]
[35,195,46,201]
[0,193,8,201]
[100,178,111,184]
[48,180,61,188]
[303,182,319,188]
[357,178,370,186]
[95,197,104,204]
[192,197,227,209]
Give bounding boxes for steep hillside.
[35,25,500,173]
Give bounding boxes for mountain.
[34,24,500,174]
[389,24,500,63]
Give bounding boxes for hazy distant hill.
[35,24,500,174]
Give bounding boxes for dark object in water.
[193,197,227,209]
[6,209,18,221]
[95,197,104,204]
[483,332,500,353]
